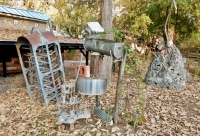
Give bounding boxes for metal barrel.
[84,38,124,59]
[75,77,107,95]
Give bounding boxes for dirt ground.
[0,64,200,136]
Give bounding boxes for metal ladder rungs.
[31,90,42,95]
[56,86,62,90]
[39,66,49,69]
[29,83,40,88]
[44,85,54,89]
[49,50,56,56]
[55,84,60,88]
[26,67,37,71]
[50,57,57,62]
[48,44,54,49]
[37,47,46,51]
[38,60,49,64]
[44,88,54,92]
[25,53,33,56]
[43,78,53,83]
[25,61,35,64]
[47,94,57,101]
[30,89,42,94]
[40,70,49,73]
[22,47,31,50]
[39,68,49,71]
[28,73,38,77]
[52,64,59,69]
[43,76,52,79]
[32,95,43,101]
[36,53,48,57]
[54,77,60,81]
[43,82,54,87]
[45,89,57,95]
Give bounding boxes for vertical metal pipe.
[74,54,83,84]
[114,51,127,124]
[48,18,53,33]
[96,95,99,107]
[2,49,6,77]
[86,51,89,65]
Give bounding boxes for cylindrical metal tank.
[75,77,107,95]
[90,52,100,76]
[84,38,124,59]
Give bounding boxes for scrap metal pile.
[15,22,126,130]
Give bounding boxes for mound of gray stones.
[145,45,186,90]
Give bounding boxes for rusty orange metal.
[16,31,57,46]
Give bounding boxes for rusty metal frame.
[16,27,66,107]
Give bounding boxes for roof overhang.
[0,12,48,23]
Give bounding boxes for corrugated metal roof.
[0,5,49,21]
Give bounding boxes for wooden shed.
[0,5,49,76]
[0,5,49,31]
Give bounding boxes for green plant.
[30,132,35,135]
[137,81,146,117]
[68,50,76,60]
[121,112,132,123]
[125,51,142,74]
[99,29,125,42]
[120,78,146,132]
[40,129,45,135]
[51,0,100,38]
[105,108,114,115]
[99,28,145,76]
[54,125,59,131]
[193,65,200,77]
[131,80,146,128]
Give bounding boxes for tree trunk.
[100,0,113,83]
[100,0,113,41]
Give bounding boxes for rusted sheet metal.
[16,31,57,46]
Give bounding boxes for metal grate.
[16,27,66,107]
[92,105,112,122]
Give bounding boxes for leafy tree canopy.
[145,0,200,44]
[113,0,200,45]
[49,0,100,37]
[1,0,200,46]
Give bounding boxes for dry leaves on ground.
[0,73,200,136]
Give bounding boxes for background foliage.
[1,0,199,75]
[2,0,200,46]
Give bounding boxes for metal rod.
[48,18,53,33]
[96,95,99,107]
[2,52,6,77]
[86,51,89,65]
[114,51,127,124]
[74,54,83,84]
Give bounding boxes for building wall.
[0,15,47,32]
